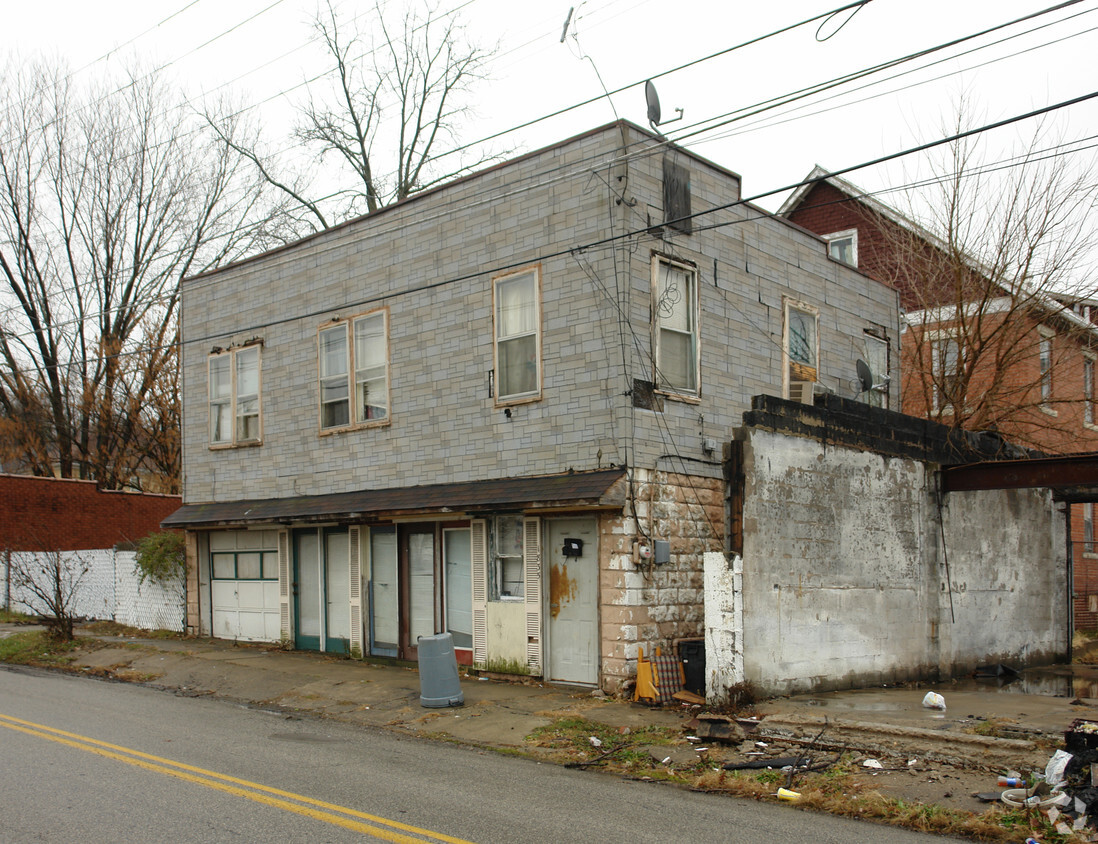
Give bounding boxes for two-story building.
[164,122,900,693]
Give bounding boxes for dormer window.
[824,229,858,267]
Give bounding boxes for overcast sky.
[5,0,1096,215]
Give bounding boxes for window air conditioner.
[788,380,815,404]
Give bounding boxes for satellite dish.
[645,80,661,127]
[856,358,874,392]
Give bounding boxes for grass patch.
[0,608,34,624]
[527,716,683,774]
[80,620,182,639]
[0,631,105,666]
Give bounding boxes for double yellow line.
[0,712,474,843]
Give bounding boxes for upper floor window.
[1085,353,1096,428]
[209,345,261,446]
[493,268,541,403]
[863,331,889,409]
[1039,327,1055,413]
[930,332,963,415]
[318,310,390,431]
[783,297,818,399]
[653,256,699,395]
[824,229,858,267]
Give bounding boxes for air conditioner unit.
[788,380,815,404]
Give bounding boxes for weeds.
[0,607,33,624]
[0,631,105,665]
[690,764,1069,843]
[80,620,182,639]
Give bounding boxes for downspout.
[4,549,9,610]
[1066,503,1074,661]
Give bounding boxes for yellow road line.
[0,712,474,844]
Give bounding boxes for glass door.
[324,529,350,654]
[293,527,350,653]
[444,528,472,651]
[293,530,322,651]
[370,527,399,657]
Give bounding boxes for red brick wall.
[0,475,181,551]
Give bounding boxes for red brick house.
[780,168,1098,629]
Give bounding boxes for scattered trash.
[998,776,1025,788]
[862,759,883,769]
[693,715,744,744]
[907,758,918,767]
[662,756,671,765]
[1001,789,1060,809]
[1046,750,1072,788]
[588,736,602,747]
[921,691,946,711]
[755,742,768,748]
[724,756,810,771]
[776,788,801,802]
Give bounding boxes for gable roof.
[780,166,1097,336]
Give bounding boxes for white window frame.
[652,255,700,397]
[824,229,858,267]
[318,309,391,433]
[208,344,262,447]
[782,297,819,399]
[928,329,963,415]
[1086,503,1096,557]
[1039,326,1056,416]
[1085,352,1097,431]
[863,331,889,409]
[493,266,542,405]
[493,515,524,602]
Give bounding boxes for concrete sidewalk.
[6,622,1098,772]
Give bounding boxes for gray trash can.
[418,632,465,708]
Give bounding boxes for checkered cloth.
[651,653,683,704]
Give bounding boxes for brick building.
[164,122,900,692]
[1,474,180,552]
[780,167,1098,629]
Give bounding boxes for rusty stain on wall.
[549,563,577,619]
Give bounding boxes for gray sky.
[6,0,1096,214]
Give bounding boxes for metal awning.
[162,468,628,529]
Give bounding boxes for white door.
[546,518,599,685]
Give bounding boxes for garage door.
[209,530,280,642]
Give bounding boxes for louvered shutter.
[471,519,488,666]
[277,530,291,642]
[523,516,542,674]
[348,527,363,657]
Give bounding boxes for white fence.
[2,548,184,632]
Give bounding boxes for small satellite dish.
[856,358,874,393]
[645,80,661,127]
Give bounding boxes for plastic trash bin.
[418,632,465,708]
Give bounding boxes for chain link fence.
[2,548,184,632]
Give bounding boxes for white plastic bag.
[921,691,946,710]
[1045,749,1073,788]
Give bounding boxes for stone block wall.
[597,468,724,694]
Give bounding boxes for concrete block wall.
[724,426,1067,699]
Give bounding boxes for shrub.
[134,531,185,586]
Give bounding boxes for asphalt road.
[0,666,963,843]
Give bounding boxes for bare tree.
[874,114,1098,452]
[0,59,293,490]
[212,0,497,230]
[6,549,90,641]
